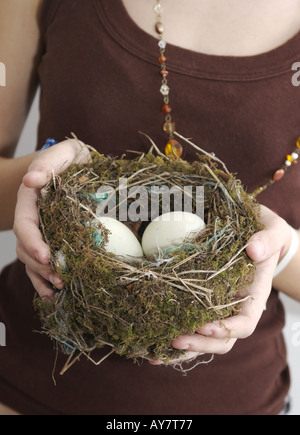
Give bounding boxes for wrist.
[274,226,299,278]
[279,226,293,260]
[0,152,39,230]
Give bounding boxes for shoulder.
[0,0,43,36]
[0,0,42,18]
[40,0,63,33]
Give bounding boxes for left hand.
[150,205,292,366]
[13,138,91,301]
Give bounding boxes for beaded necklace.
[154,0,183,160]
[153,0,300,195]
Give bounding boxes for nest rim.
[35,134,263,374]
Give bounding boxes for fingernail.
[251,239,266,260]
[172,340,189,350]
[197,325,214,336]
[41,293,55,303]
[202,329,214,337]
[49,275,63,286]
[149,360,163,366]
[36,252,50,264]
[35,253,42,262]
[256,240,266,257]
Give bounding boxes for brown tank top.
[0,0,297,415]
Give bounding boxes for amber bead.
[165,139,183,158]
[273,169,285,182]
[163,121,176,134]
[297,137,300,149]
[286,154,297,164]
[162,104,172,114]
[158,55,166,63]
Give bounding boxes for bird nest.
[34,134,264,374]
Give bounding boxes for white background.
[0,91,299,415]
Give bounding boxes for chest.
[122,0,300,56]
[38,0,300,227]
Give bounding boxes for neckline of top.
[94,0,300,82]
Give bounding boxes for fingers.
[14,139,89,300]
[196,255,278,342]
[173,254,278,352]
[149,351,202,366]
[197,313,259,341]
[171,334,237,355]
[14,184,50,264]
[150,334,236,365]
[23,139,90,189]
[167,253,278,354]
[150,205,292,363]
[25,266,56,301]
[246,205,291,263]
[16,242,63,288]
[14,184,63,299]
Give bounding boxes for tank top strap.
[40,0,63,36]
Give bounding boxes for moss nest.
[34,136,264,373]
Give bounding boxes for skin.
[1,0,300,413]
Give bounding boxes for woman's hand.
[13,139,91,300]
[150,205,292,366]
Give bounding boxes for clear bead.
[163,121,176,134]
[154,3,164,16]
[160,84,170,96]
[158,40,167,49]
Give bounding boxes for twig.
[174,131,231,174]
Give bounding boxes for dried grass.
[34,134,264,374]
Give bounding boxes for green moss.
[35,150,263,368]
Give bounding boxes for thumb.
[246,206,291,263]
[23,139,89,189]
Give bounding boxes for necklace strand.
[154,0,183,159]
[252,140,300,195]
[154,0,299,194]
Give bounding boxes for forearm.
[273,229,300,302]
[0,153,38,231]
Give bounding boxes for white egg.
[93,217,144,259]
[142,211,206,257]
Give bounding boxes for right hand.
[13,138,91,300]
